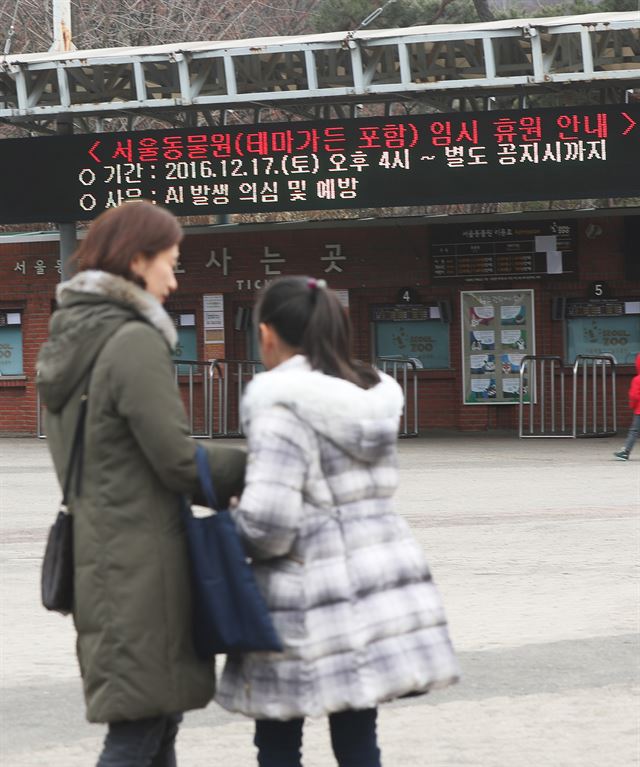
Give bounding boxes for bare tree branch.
[426,0,461,25]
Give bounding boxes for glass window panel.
[0,326,24,375]
[566,316,640,365]
[374,321,450,369]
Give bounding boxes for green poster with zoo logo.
[566,316,640,365]
[461,290,535,405]
[374,321,450,369]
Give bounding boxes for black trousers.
[96,713,182,767]
[254,708,382,767]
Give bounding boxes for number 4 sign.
[397,287,420,304]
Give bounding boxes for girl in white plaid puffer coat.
[216,276,459,767]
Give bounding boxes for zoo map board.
[0,105,638,223]
[461,289,535,405]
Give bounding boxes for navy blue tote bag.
[183,444,282,659]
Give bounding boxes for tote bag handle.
[194,444,220,510]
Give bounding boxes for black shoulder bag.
[41,387,90,615]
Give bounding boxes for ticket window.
[565,314,640,366]
[372,305,450,370]
[0,311,24,376]
[233,306,261,364]
[170,313,197,373]
[248,323,261,363]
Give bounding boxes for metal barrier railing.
[36,354,616,441]
[37,388,46,439]
[519,355,571,438]
[519,354,617,439]
[209,359,263,437]
[572,354,617,437]
[173,359,214,438]
[376,356,419,437]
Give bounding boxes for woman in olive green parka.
[37,201,246,766]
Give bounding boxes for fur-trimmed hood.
[56,270,177,348]
[241,355,404,462]
[37,270,177,413]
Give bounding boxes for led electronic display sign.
[0,104,638,224]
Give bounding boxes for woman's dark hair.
[256,276,380,390]
[73,200,183,285]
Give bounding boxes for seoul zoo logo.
[392,327,435,354]
[583,321,629,348]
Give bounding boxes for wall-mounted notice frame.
[203,294,225,360]
[461,289,535,405]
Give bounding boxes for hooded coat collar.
[56,270,177,348]
[37,270,176,413]
[241,355,404,462]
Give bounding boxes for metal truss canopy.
[0,12,639,127]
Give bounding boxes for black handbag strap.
[57,316,141,512]
[60,352,105,508]
[59,321,134,509]
[61,391,89,508]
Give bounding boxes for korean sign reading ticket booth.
[461,290,535,405]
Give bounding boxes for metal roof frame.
[1,12,639,132]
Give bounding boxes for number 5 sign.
[588,281,610,299]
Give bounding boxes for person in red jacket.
[614,352,640,460]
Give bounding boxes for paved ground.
[1,434,638,766]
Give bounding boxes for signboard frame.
[0,104,638,224]
[430,220,577,281]
[460,289,535,405]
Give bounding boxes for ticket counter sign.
[461,290,535,404]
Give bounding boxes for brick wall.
[0,240,59,435]
[1,216,638,436]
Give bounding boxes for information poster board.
[461,290,535,404]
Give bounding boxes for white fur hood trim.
[242,356,404,460]
[58,269,177,348]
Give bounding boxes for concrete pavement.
[1,434,638,766]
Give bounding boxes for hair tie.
[308,278,327,291]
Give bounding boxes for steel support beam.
[0,12,638,132]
